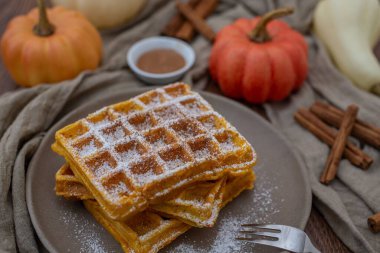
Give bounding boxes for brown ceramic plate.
[27,89,311,253]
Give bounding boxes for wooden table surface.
[3,1,373,252]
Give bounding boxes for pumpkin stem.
[249,7,294,43]
[33,0,55,36]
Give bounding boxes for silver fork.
[236,224,321,253]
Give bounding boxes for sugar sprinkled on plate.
[59,208,112,253]
[173,213,255,253]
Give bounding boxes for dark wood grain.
[0,0,37,94]
[0,1,354,252]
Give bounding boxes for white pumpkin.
[313,0,380,95]
[52,0,146,29]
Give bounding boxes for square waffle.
[83,200,191,253]
[151,176,226,228]
[52,83,256,220]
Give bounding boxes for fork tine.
[238,230,279,239]
[237,238,283,249]
[237,233,278,241]
[236,236,277,241]
[236,237,252,241]
[240,224,281,233]
[241,223,266,227]
[238,224,320,253]
[245,231,279,240]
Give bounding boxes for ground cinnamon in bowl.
[127,36,195,84]
[136,49,185,74]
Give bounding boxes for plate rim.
[26,87,311,253]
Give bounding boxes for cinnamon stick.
[162,0,201,36]
[294,109,373,170]
[368,212,380,233]
[175,0,219,41]
[311,101,380,149]
[320,105,359,184]
[176,1,216,41]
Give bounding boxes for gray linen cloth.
[0,0,379,252]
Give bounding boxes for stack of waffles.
[52,83,257,253]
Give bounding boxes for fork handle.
[304,237,321,253]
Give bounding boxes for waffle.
[56,164,230,227]
[83,169,254,253]
[52,83,256,220]
[55,164,93,200]
[151,176,226,227]
[153,168,255,227]
[222,168,255,206]
[84,200,191,253]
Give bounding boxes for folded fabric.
[0,0,378,252]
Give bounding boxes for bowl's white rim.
[126,36,196,79]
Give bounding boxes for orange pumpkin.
[209,8,308,103]
[0,0,102,87]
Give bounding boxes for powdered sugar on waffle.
[89,117,113,129]
[219,135,238,152]
[193,147,210,160]
[172,198,206,208]
[118,147,140,163]
[166,158,185,170]
[143,93,162,107]
[56,83,256,208]
[93,162,113,178]
[108,181,130,196]
[102,127,125,143]
[151,138,166,149]
[77,139,98,157]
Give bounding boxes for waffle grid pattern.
[54,83,255,219]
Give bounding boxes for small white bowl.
[127,36,195,85]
